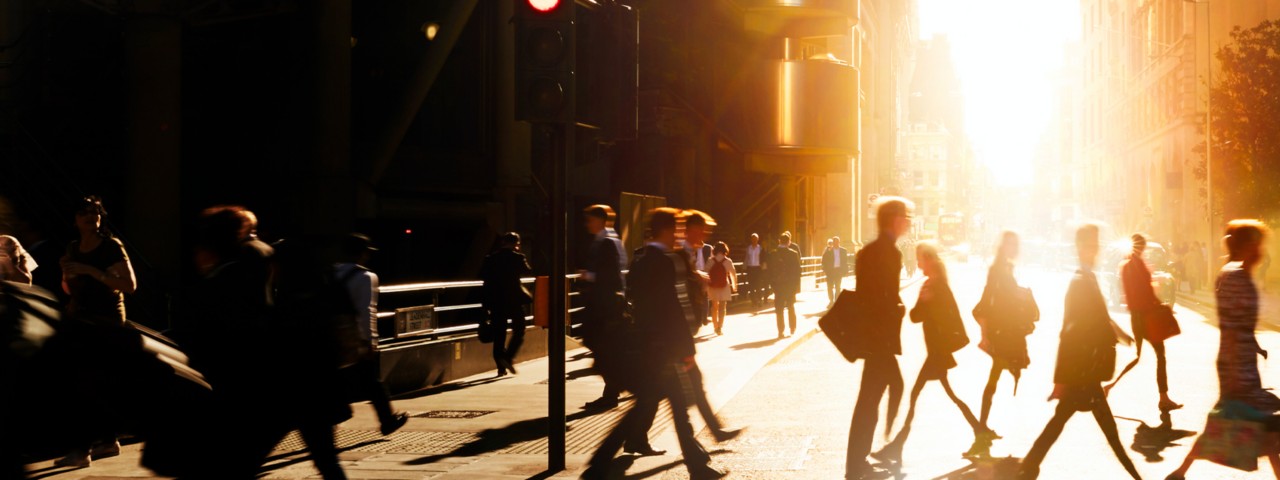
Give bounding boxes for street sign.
[394,305,436,337]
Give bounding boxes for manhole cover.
[414,410,496,419]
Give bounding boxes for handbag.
[1196,400,1270,471]
[477,316,496,343]
[820,289,870,362]
[1145,303,1181,342]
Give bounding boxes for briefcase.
[819,289,869,362]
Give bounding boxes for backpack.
[708,258,729,288]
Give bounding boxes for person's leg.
[299,422,348,480]
[940,375,982,431]
[352,356,397,424]
[787,296,798,334]
[688,363,724,433]
[827,273,837,303]
[1091,391,1142,480]
[1019,402,1075,478]
[776,298,787,336]
[624,388,661,452]
[507,311,526,364]
[586,399,646,476]
[980,363,1002,428]
[832,274,844,297]
[492,313,509,373]
[664,365,713,472]
[1267,452,1280,480]
[1166,442,1200,479]
[847,355,892,475]
[1152,340,1180,410]
[877,367,929,460]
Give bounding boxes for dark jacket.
[822,246,849,276]
[854,235,906,355]
[911,277,969,356]
[583,232,625,338]
[769,245,802,295]
[480,248,533,311]
[1055,269,1118,386]
[1120,253,1161,313]
[628,245,696,362]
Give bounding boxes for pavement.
[25,274,896,480]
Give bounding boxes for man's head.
[1076,222,1101,269]
[646,207,681,248]
[341,233,378,264]
[583,204,615,235]
[1225,219,1269,263]
[682,209,715,245]
[498,232,521,251]
[778,231,792,246]
[749,233,759,245]
[832,236,841,248]
[875,196,914,238]
[1131,233,1147,254]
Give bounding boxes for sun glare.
[918,0,1081,187]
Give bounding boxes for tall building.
[1078,0,1280,245]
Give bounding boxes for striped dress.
[1215,261,1280,412]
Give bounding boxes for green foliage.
[1203,20,1280,220]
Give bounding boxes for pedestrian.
[823,236,850,307]
[973,230,1038,455]
[1016,222,1141,480]
[335,233,409,435]
[1110,233,1181,414]
[769,232,801,338]
[872,241,988,465]
[480,232,533,376]
[0,236,37,285]
[579,205,628,411]
[706,242,737,335]
[682,210,715,327]
[583,207,727,480]
[54,196,136,468]
[1167,220,1280,480]
[744,233,767,311]
[845,196,912,480]
[1184,243,1203,294]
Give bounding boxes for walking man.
[823,236,850,307]
[770,232,801,338]
[846,197,912,480]
[683,210,715,326]
[744,233,766,310]
[480,232,533,376]
[336,233,409,436]
[579,205,628,411]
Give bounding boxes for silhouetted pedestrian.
[823,236,850,307]
[845,196,912,480]
[682,210,715,327]
[770,232,801,338]
[1111,233,1181,414]
[579,205,627,410]
[743,233,767,311]
[336,233,408,435]
[1167,220,1280,480]
[480,232,532,376]
[1017,223,1140,480]
[873,241,988,466]
[706,242,736,335]
[973,230,1038,455]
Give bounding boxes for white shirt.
[833,247,842,268]
[745,244,762,267]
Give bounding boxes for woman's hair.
[996,230,1020,260]
[75,195,112,237]
[713,241,729,256]
[916,240,946,280]
[1224,219,1269,261]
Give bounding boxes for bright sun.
[918,0,1081,187]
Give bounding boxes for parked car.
[1098,240,1177,307]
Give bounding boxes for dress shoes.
[381,412,410,436]
[711,427,743,443]
[583,396,619,410]
[622,444,666,456]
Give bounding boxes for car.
[1098,240,1177,308]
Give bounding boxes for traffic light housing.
[515,0,575,124]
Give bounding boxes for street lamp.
[1185,0,1213,279]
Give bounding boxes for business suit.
[480,247,533,374]
[846,235,906,478]
[583,228,627,401]
[822,246,849,304]
[1019,269,1139,480]
[586,244,717,478]
[770,244,801,336]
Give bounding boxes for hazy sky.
[917,0,1081,186]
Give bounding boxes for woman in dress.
[873,241,986,464]
[706,241,737,335]
[973,230,1038,454]
[1167,220,1280,480]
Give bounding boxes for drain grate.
[414,410,496,419]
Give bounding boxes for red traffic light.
[527,0,560,13]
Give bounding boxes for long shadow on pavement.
[405,409,609,466]
[729,338,781,350]
[392,374,513,401]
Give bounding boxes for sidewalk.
[27,275,918,480]
[1176,281,1280,332]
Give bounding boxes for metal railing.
[374,255,844,349]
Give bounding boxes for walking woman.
[873,241,987,464]
[1167,220,1280,480]
[56,196,136,468]
[1110,233,1181,413]
[972,230,1038,454]
[706,242,737,335]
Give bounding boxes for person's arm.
[62,258,136,294]
[727,259,738,291]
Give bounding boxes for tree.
[1199,20,1280,221]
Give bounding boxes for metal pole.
[548,122,568,471]
[1205,1,1214,279]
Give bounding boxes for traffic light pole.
[548,121,569,471]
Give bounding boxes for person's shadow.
[1123,412,1197,463]
[406,409,605,466]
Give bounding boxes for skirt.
[708,285,734,302]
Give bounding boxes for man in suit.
[770,232,802,338]
[683,210,715,326]
[743,233,767,310]
[1017,223,1140,480]
[846,197,912,480]
[580,205,627,411]
[480,232,533,376]
[823,236,850,306]
[584,207,726,480]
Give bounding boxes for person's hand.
[62,261,102,280]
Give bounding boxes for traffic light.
[515,0,575,123]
